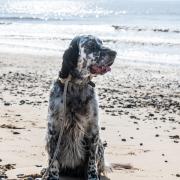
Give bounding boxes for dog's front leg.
[87,131,100,180]
[45,83,64,180]
[46,121,61,180]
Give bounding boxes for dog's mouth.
[90,64,111,75]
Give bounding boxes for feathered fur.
[45,35,116,180]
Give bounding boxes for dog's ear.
[59,36,81,79]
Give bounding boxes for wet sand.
[0,52,180,180]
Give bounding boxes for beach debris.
[11,131,20,135]
[169,135,179,139]
[127,152,136,156]
[133,121,138,124]
[103,141,108,147]
[124,104,133,108]
[130,115,137,119]
[0,124,25,129]
[0,163,16,179]
[17,173,25,178]
[111,163,136,170]
[4,102,11,106]
[149,113,154,117]
[101,127,106,130]
[17,173,42,179]
[143,150,150,153]
[19,100,26,105]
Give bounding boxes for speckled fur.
[45,35,116,180]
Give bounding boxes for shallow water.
[0,0,180,65]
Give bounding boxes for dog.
[45,35,116,180]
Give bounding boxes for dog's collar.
[88,81,95,87]
[58,77,95,87]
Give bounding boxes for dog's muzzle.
[90,65,111,75]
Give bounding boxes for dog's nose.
[109,50,117,58]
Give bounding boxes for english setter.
[46,35,116,180]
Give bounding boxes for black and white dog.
[46,35,116,180]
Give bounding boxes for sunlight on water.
[1,0,124,20]
[0,0,180,66]
[5,1,86,16]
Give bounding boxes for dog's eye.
[88,42,99,52]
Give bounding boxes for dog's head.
[59,35,116,82]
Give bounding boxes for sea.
[0,0,180,66]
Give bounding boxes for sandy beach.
[0,51,180,180]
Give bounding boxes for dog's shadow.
[59,176,110,180]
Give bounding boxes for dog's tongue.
[90,65,111,74]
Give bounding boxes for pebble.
[169,135,179,139]
[4,102,11,106]
[17,174,25,178]
[103,141,108,147]
[149,113,154,117]
[0,175,8,179]
[130,115,137,119]
[12,131,20,135]
[125,104,133,108]
[19,100,25,105]
[133,121,138,124]
[27,177,33,180]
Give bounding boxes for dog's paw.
[88,173,99,180]
[88,178,99,180]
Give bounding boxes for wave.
[112,25,180,34]
[0,15,101,24]
[1,15,180,35]
[104,39,180,47]
[1,34,180,47]
[0,21,12,25]
[0,16,48,22]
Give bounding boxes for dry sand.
[0,52,180,180]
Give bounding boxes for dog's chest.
[58,84,93,168]
[66,83,93,114]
